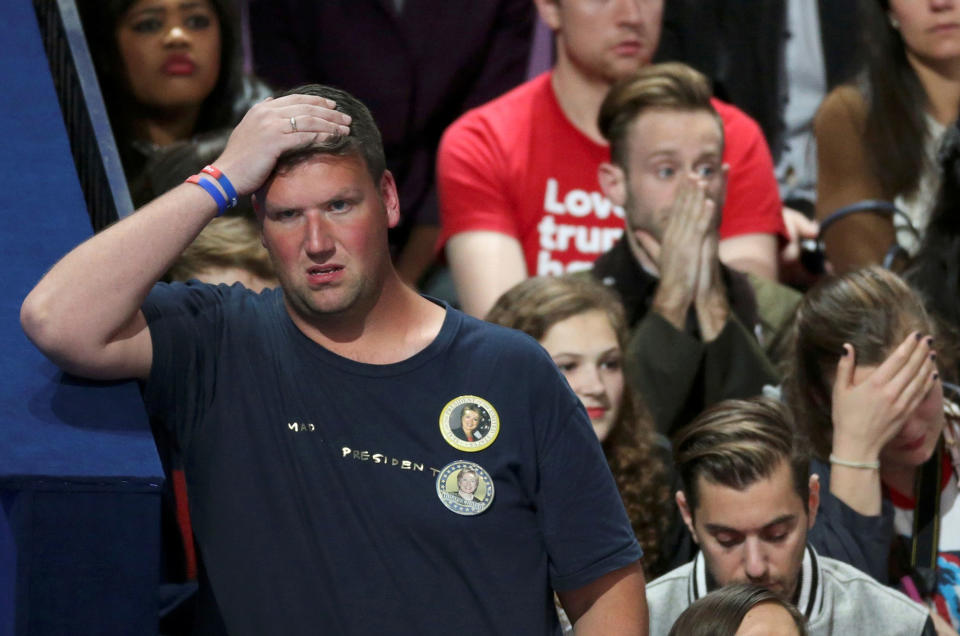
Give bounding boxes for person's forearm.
[21,183,217,369]
[572,590,648,636]
[446,231,527,318]
[718,233,778,281]
[651,283,691,332]
[559,562,648,636]
[694,284,729,342]
[829,432,883,517]
[828,463,883,517]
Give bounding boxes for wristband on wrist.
[829,454,880,470]
[200,165,238,209]
[185,174,228,216]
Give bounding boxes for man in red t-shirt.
[438,0,786,317]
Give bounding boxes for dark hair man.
[437,0,786,317]
[21,86,646,634]
[591,63,798,436]
[645,397,935,635]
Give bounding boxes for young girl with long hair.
[486,274,693,578]
[784,266,959,629]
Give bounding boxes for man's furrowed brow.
[643,149,681,161]
[704,523,741,535]
[264,186,365,213]
[263,200,302,216]
[760,514,798,530]
[323,186,365,202]
[704,514,797,535]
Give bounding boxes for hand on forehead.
[217,94,353,198]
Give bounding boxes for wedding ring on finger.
[290,116,298,133]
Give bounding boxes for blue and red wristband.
[185,174,228,215]
[201,165,238,208]
[185,165,238,216]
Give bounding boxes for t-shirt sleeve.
[141,281,229,449]
[716,101,787,240]
[436,110,520,250]
[533,376,643,590]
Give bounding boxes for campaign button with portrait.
[439,395,499,452]
[435,460,494,516]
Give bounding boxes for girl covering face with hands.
[784,266,960,630]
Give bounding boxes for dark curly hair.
[485,274,671,575]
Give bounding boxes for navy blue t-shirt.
[143,282,641,635]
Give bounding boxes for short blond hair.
[598,62,722,168]
[167,216,275,283]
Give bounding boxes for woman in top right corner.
[815,0,960,273]
[783,266,960,633]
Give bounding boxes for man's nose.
[304,214,336,258]
[743,538,768,581]
[616,0,646,24]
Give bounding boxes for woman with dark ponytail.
[815,0,960,273]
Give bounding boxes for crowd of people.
[19,0,960,634]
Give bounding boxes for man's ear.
[676,490,699,545]
[598,162,628,207]
[533,0,561,31]
[807,474,821,530]
[379,170,401,229]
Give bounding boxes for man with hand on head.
[592,63,799,437]
[21,86,646,635]
[646,397,935,636]
[438,0,786,318]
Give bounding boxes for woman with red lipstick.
[79,0,270,207]
[486,274,695,578]
[815,0,960,274]
[784,266,960,630]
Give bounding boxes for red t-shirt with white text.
[437,72,785,276]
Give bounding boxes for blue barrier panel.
[0,0,163,634]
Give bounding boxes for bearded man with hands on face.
[592,63,800,437]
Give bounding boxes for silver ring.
[290,116,298,133]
